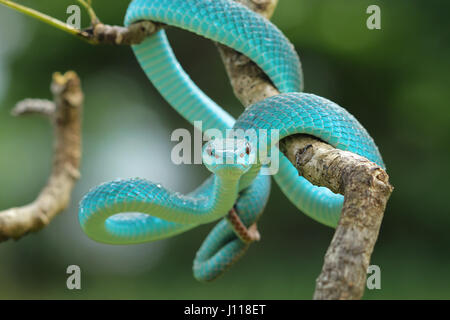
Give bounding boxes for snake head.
[202,138,255,177]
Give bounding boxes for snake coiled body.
[78,0,385,281]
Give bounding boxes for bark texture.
[0,71,83,242]
[84,21,162,45]
[282,136,393,299]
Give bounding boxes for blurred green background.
[0,0,449,299]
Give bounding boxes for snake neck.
[238,164,262,191]
[203,173,241,222]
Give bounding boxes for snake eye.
[245,145,251,155]
[206,146,213,157]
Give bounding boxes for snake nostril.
[240,153,244,158]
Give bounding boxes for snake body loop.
[79,0,385,281]
[125,0,303,135]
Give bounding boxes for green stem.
[77,0,99,24]
[0,0,82,36]
[0,0,100,45]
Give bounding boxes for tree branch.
[0,71,83,242]
[0,0,161,45]
[282,136,393,299]
[83,21,163,45]
[216,0,393,299]
[12,98,55,116]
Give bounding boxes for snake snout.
[202,138,253,176]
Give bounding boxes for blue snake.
[78,0,385,281]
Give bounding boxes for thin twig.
[0,0,161,45]
[77,0,99,25]
[86,21,162,45]
[0,71,83,242]
[0,0,85,39]
[12,99,55,117]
